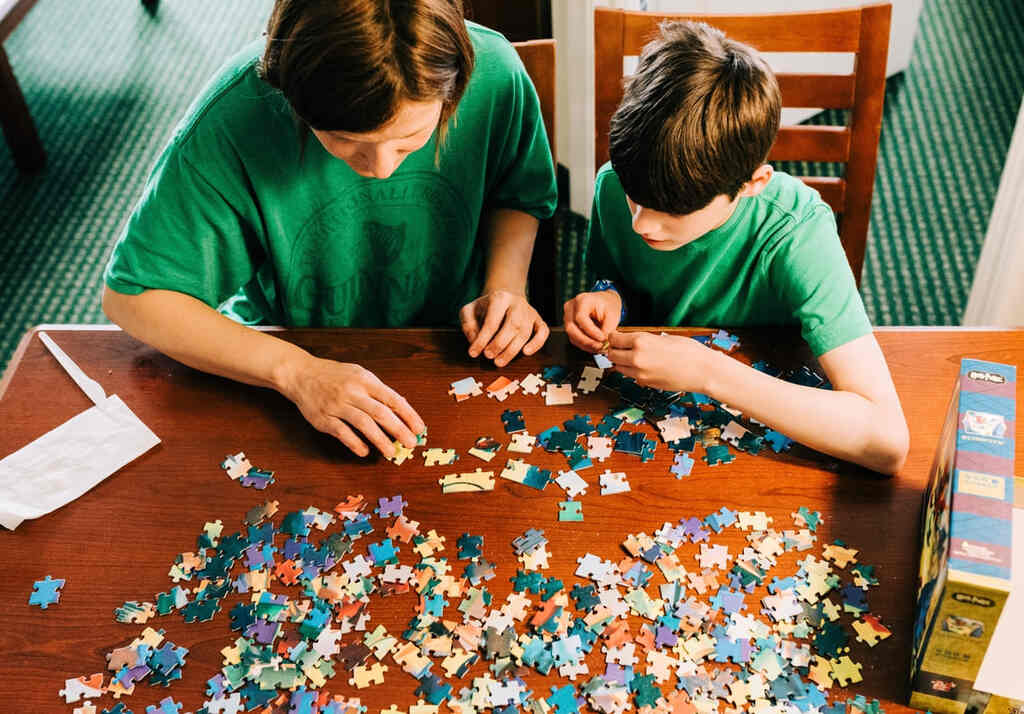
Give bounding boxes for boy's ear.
[738,164,774,198]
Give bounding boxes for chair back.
[594,4,892,284]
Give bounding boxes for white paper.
[974,505,1023,700]
[0,394,160,530]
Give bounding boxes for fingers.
[322,418,371,458]
[565,319,602,353]
[607,331,639,366]
[371,382,427,439]
[485,318,521,362]
[468,297,508,358]
[357,395,419,449]
[336,404,397,458]
[563,299,603,353]
[522,319,549,356]
[459,303,480,345]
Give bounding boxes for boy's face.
[625,193,740,251]
[624,164,774,250]
[312,99,443,179]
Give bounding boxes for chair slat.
[620,7,862,54]
[796,176,847,215]
[777,74,856,110]
[768,126,851,163]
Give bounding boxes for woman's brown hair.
[260,0,474,141]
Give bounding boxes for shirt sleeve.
[584,179,623,287]
[763,205,873,356]
[103,136,262,309]
[484,49,558,220]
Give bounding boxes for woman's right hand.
[280,355,426,458]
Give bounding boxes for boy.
[564,21,909,474]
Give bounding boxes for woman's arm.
[103,287,425,457]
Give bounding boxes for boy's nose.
[631,206,659,235]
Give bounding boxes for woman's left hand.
[459,290,549,367]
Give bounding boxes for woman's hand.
[280,355,426,458]
[460,290,549,367]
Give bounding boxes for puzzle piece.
[555,470,588,498]
[598,470,630,495]
[764,429,794,453]
[468,435,502,462]
[703,444,735,466]
[852,614,891,647]
[485,376,520,401]
[423,448,458,466]
[543,383,576,406]
[220,452,252,480]
[449,377,483,401]
[348,662,388,688]
[375,495,407,519]
[29,575,65,609]
[501,409,526,433]
[670,452,695,478]
[59,674,105,703]
[386,440,415,465]
[577,366,604,394]
[586,436,613,461]
[830,656,863,687]
[145,698,183,714]
[558,501,583,522]
[710,330,740,352]
[822,541,859,568]
[507,433,537,454]
[499,458,530,484]
[520,373,545,395]
[439,469,495,494]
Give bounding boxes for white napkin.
[0,333,160,530]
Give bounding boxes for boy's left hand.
[607,330,713,392]
[460,290,549,368]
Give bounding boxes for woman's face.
[311,99,443,179]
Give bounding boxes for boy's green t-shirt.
[104,23,557,327]
[587,163,872,356]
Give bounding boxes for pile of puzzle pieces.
[56,480,891,714]
[430,332,833,521]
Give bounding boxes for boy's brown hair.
[260,0,474,141]
[608,21,781,215]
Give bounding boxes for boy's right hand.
[563,291,623,353]
[279,355,426,459]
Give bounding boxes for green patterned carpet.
[2,0,1023,373]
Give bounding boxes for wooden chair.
[1,0,157,172]
[594,4,892,285]
[1,0,44,171]
[513,38,559,323]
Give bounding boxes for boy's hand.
[564,291,623,353]
[607,331,712,392]
[281,355,426,458]
[460,290,549,368]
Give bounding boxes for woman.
[102,0,557,458]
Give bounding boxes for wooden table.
[1,325,1020,713]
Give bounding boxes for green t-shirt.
[587,163,872,356]
[104,23,557,327]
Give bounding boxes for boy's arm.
[607,331,909,475]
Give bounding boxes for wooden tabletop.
[1,325,1021,714]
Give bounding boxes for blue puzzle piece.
[29,575,65,609]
